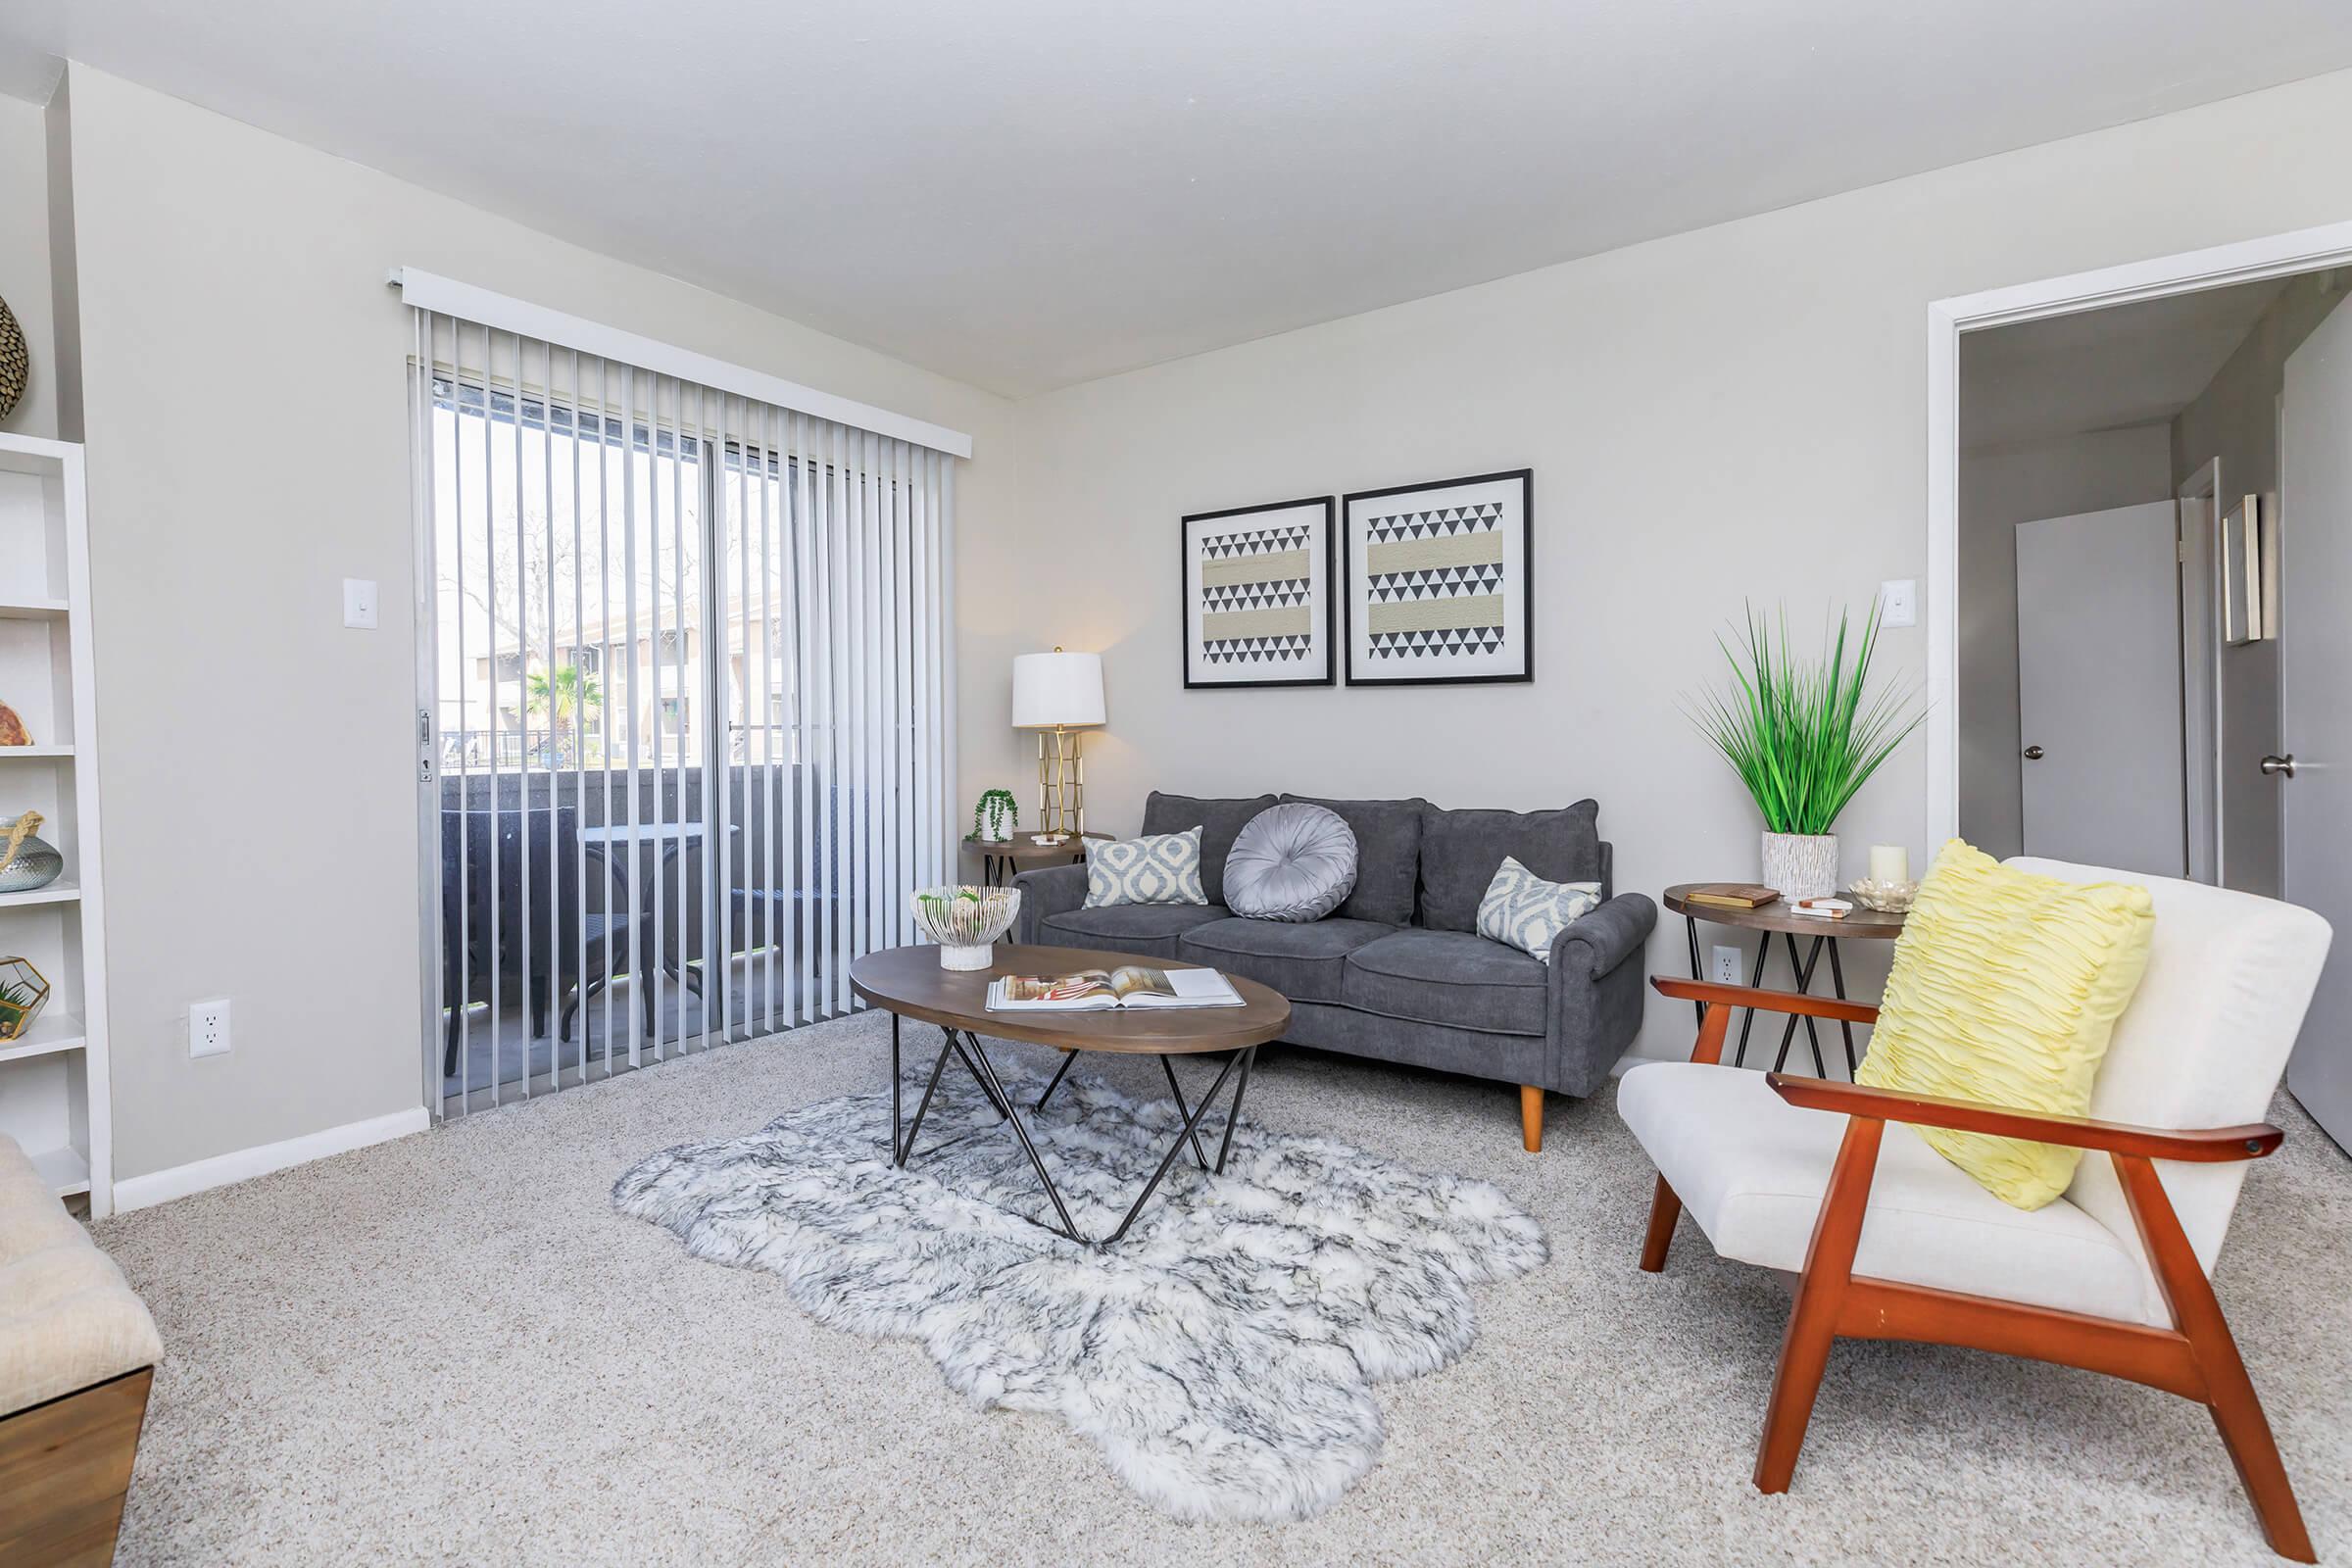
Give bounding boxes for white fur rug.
[612,1049,1546,1523]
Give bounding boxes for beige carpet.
[95,1011,2352,1566]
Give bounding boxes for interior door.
[2281,301,2352,1153]
[2015,501,2185,875]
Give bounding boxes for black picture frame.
[1342,468,1534,687]
[1180,496,1338,689]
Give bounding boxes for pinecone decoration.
[0,294,25,421]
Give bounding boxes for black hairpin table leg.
[1730,937,1770,1068]
[1772,935,1829,1077]
[1034,1049,1080,1112]
[1826,937,1858,1077]
[1103,1047,1249,1247]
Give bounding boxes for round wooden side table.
[960,830,1109,887]
[1661,884,1907,1076]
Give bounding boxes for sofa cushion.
[1142,792,1278,906]
[1225,803,1357,922]
[1083,827,1206,908]
[1279,795,1425,925]
[1343,928,1548,1036]
[1178,916,1396,1004]
[1418,799,1602,932]
[1039,903,1232,960]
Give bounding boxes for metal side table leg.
[1772,935,1830,1077]
[1826,937,1859,1077]
[1731,937,1770,1068]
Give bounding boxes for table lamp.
[1011,649,1105,839]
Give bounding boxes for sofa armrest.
[1544,893,1656,1097]
[1011,862,1088,945]
[1549,892,1655,979]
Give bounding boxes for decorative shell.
[1849,877,1919,914]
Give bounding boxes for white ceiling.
[7,1,2352,397]
[1961,279,2293,451]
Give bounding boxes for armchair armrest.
[1010,862,1088,946]
[1766,1073,2281,1163]
[1651,974,1880,1025]
[1549,892,1655,979]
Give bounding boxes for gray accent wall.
[1956,425,2174,860]
[2170,270,2352,899]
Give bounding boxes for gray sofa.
[1013,792,1655,1151]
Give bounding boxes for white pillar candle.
[1869,844,1910,884]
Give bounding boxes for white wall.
[58,67,1016,1181]
[2170,270,2352,899]
[1956,425,2174,859]
[0,92,56,440]
[983,68,2352,1064]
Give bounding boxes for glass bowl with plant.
[1686,600,1924,901]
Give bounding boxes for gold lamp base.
[1036,725,1085,837]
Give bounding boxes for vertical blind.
[408,308,957,1115]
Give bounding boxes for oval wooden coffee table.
[849,943,1291,1247]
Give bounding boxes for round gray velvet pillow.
[1224,803,1358,922]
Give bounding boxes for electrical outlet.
[189,998,231,1058]
[1711,945,1743,987]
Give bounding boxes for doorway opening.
[1931,224,2352,1154]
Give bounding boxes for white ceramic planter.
[1761,832,1838,901]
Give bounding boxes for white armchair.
[1618,858,2330,1561]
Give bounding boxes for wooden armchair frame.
[1640,975,2314,1562]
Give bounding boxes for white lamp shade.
[1011,651,1105,728]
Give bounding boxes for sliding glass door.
[408,312,954,1117]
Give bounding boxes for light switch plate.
[1880,578,1918,627]
[343,577,379,629]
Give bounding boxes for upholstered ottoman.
[0,1135,162,1567]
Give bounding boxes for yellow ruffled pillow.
[1855,840,2155,1209]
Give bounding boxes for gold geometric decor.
[0,293,25,421]
[0,955,48,1042]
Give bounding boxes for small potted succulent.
[1687,600,1923,901]
[971,788,1019,844]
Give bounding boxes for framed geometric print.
[1180,496,1336,688]
[1343,469,1533,685]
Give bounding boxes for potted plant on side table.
[1687,600,1923,901]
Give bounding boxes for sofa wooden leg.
[1519,1084,1544,1152]
[0,1365,153,1568]
[1641,1175,1682,1271]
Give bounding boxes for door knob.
[2022,745,2044,760]
[2261,754,2297,778]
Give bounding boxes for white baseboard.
[112,1105,431,1213]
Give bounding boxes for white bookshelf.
[0,434,110,1216]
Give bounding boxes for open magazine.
[986,965,1244,1011]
